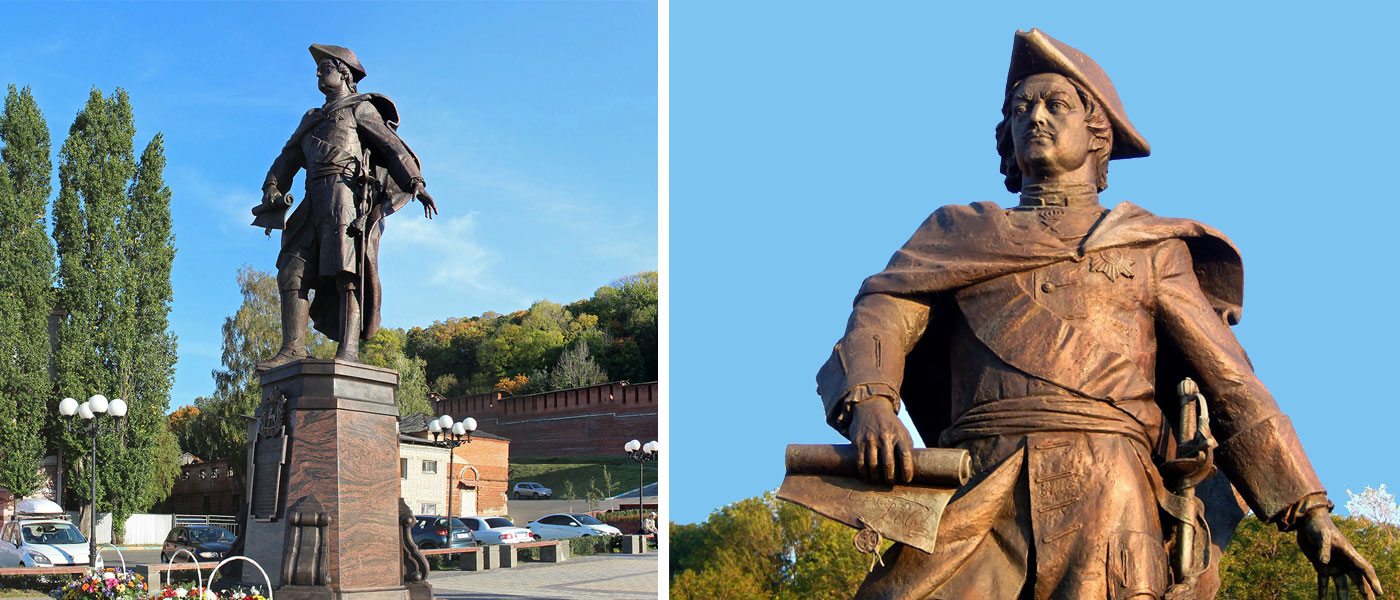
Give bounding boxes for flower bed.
[49,569,267,600]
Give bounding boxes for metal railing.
[173,514,240,537]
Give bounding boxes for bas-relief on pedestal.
[241,359,429,600]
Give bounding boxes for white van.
[0,498,90,567]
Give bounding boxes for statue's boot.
[256,291,309,372]
[335,288,361,362]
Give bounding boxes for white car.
[512,482,552,499]
[526,513,622,540]
[0,499,90,567]
[459,516,534,545]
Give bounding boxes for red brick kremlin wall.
[433,381,658,458]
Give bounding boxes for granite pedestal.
[240,359,419,600]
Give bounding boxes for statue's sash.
[954,270,1154,403]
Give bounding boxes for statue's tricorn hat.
[309,44,366,83]
[1007,28,1149,159]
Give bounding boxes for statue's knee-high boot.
[257,291,309,371]
[335,288,361,362]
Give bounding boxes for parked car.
[457,516,533,545]
[512,482,552,499]
[526,513,622,540]
[0,498,89,567]
[411,516,474,549]
[161,525,236,562]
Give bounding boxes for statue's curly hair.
[994,76,1112,192]
[334,59,358,94]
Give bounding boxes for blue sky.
[0,2,658,407]
[672,2,1400,523]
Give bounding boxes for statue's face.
[1009,73,1095,180]
[317,59,346,95]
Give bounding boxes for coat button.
[1041,282,1056,293]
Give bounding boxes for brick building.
[433,381,657,458]
[398,414,510,517]
[159,453,239,515]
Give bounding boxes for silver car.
[512,482,552,499]
[0,518,89,567]
[458,516,534,545]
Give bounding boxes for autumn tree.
[670,493,876,600]
[49,88,178,538]
[405,271,657,398]
[0,85,54,499]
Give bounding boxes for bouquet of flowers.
[51,568,148,600]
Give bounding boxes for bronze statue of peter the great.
[817,29,1380,600]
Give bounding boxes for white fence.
[59,512,234,545]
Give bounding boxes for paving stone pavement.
[427,553,659,600]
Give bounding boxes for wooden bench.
[510,540,569,563]
[419,546,486,571]
[0,566,90,576]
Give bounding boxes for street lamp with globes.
[426,414,476,548]
[624,439,659,534]
[57,394,128,566]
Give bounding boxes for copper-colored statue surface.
[254,44,437,369]
[815,29,1380,599]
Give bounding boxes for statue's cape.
[301,93,422,342]
[856,200,1243,323]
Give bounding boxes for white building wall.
[399,443,449,516]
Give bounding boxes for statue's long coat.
[265,93,422,342]
[817,200,1325,599]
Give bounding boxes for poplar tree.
[51,88,177,537]
[0,85,54,498]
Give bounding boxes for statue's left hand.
[1297,508,1382,600]
[412,182,437,219]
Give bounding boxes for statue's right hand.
[848,397,915,484]
[261,184,280,206]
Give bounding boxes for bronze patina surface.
[253,44,438,369]
[815,28,1380,600]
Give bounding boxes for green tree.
[50,88,177,539]
[360,327,431,415]
[0,85,54,499]
[187,267,283,481]
[548,339,609,390]
[670,492,875,600]
[1218,513,1400,599]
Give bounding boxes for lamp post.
[57,394,128,566]
[624,439,658,534]
[426,414,476,548]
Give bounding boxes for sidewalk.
[429,553,658,600]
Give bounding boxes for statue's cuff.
[1215,414,1326,526]
[830,382,900,437]
[409,176,426,190]
[1275,492,1334,532]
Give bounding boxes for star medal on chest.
[1089,249,1134,282]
